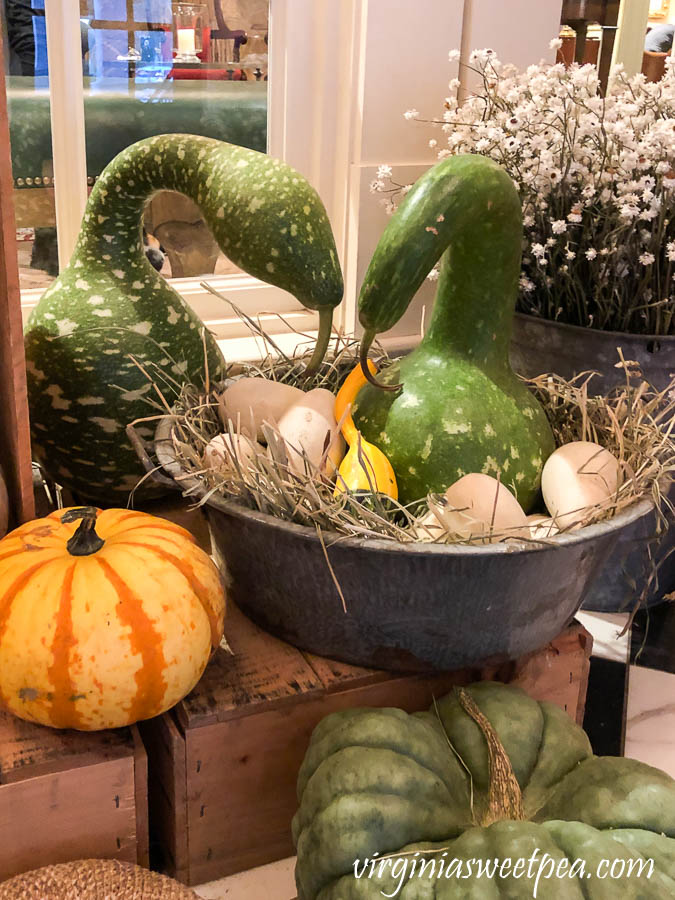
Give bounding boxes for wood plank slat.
[137,712,189,883]
[131,725,150,869]
[0,709,133,783]
[0,757,137,881]
[0,41,35,527]
[176,603,324,730]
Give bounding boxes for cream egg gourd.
[413,510,447,542]
[434,473,529,542]
[541,441,621,530]
[219,378,304,441]
[204,432,263,474]
[526,514,559,540]
[277,388,346,476]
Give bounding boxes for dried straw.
[135,333,674,553]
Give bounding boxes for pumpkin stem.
[456,688,524,825]
[62,507,105,557]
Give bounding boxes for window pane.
[3,0,59,291]
[82,0,269,280]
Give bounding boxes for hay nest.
[132,325,674,555]
[0,859,197,899]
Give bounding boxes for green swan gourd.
[24,135,343,504]
[353,154,554,508]
[293,682,675,900]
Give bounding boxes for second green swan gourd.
[24,135,343,504]
[353,154,554,508]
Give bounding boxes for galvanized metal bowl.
[151,416,652,672]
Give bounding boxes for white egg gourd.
[219,377,304,441]
[541,441,621,530]
[277,388,345,475]
[414,510,447,542]
[204,432,263,474]
[433,473,529,542]
[526,514,559,540]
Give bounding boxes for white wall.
[346,0,563,343]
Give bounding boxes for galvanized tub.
[149,416,653,672]
[510,313,675,612]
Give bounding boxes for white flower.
[667,241,675,261]
[519,275,535,292]
[448,49,461,63]
[639,252,655,265]
[551,220,567,234]
[585,248,598,260]
[427,266,440,281]
[549,37,563,50]
[404,109,420,120]
[567,210,583,224]
[369,179,384,194]
[428,139,438,149]
[531,242,546,258]
[566,247,576,260]
[376,164,392,179]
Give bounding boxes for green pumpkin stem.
[63,507,106,557]
[305,307,335,377]
[359,330,402,391]
[456,688,524,825]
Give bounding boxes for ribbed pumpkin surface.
[0,507,225,730]
[293,683,675,899]
[0,859,197,899]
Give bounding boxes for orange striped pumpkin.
[0,506,226,730]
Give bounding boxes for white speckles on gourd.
[92,309,113,318]
[112,269,125,279]
[132,280,144,290]
[511,446,520,459]
[484,423,496,436]
[443,420,471,435]
[78,397,106,405]
[167,306,180,325]
[55,319,78,336]
[88,295,105,305]
[420,434,434,460]
[75,279,90,290]
[90,417,121,433]
[130,321,152,336]
[45,385,71,410]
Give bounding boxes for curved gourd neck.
[359,155,522,375]
[71,134,343,321]
[75,137,214,266]
[422,224,518,373]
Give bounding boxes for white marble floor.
[192,610,675,900]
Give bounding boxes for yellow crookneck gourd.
[334,362,397,500]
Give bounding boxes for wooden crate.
[0,710,149,881]
[140,605,592,886]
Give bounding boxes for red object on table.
[167,67,244,80]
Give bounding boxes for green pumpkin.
[293,682,675,899]
[24,135,343,504]
[353,154,554,508]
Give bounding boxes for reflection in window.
[2,0,58,290]
[83,0,270,279]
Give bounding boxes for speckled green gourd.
[293,682,675,900]
[24,135,343,504]
[354,154,554,508]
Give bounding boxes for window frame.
[27,0,566,359]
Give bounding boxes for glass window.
[2,0,59,291]
[81,0,269,280]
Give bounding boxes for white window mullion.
[44,0,88,270]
